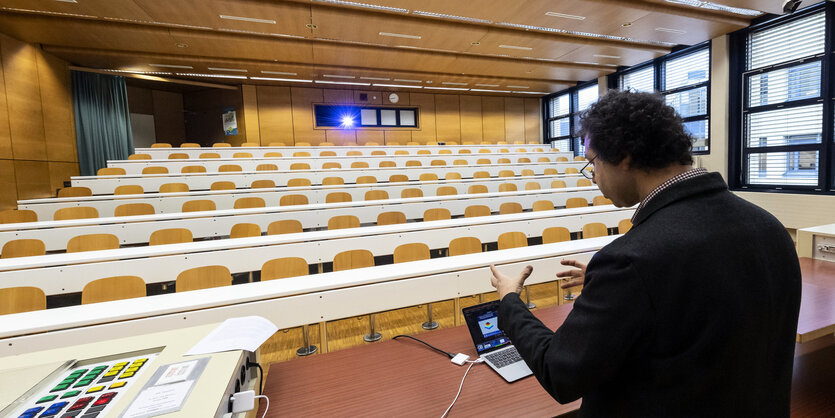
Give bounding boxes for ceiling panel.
[612,13,742,46]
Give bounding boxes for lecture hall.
[0,0,834,416]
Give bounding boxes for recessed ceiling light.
[323,74,356,79]
[314,80,371,86]
[544,12,585,20]
[442,82,467,85]
[655,27,686,34]
[150,64,193,69]
[208,67,247,72]
[498,44,533,51]
[507,85,529,89]
[573,61,599,65]
[373,83,423,88]
[175,73,248,79]
[593,54,621,59]
[424,87,469,91]
[622,22,632,27]
[471,42,480,45]
[261,71,297,76]
[251,77,313,83]
[379,32,421,39]
[470,89,511,93]
[475,84,500,87]
[219,15,276,24]
[176,43,188,48]
[393,79,421,83]
[361,77,390,81]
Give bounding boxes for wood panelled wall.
[0,33,77,211]
[245,87,542,146]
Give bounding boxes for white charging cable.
[440,357,484,418]
[255,395,269,418]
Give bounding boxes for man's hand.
[490,264,533,300]
[557,260,587,289]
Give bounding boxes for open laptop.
[462,301,533,382]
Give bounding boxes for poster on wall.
[222,107,238,136]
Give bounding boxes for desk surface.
[262,304,579,417]
[796,258,835,343]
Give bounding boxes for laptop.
[462,301,533,382]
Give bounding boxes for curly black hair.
[577,90,693,170]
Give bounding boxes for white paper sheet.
[122,380,194,418]
[185,316,278,356]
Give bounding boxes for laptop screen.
[462,301,512,354]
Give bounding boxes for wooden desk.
[261,304,580,417]
[798,257,835,288]
[796,258,835,343]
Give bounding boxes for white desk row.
[6,187,606,251]
[137,144,560,159]
[109,152,571,174]
[21,175,589,219]
[0,235,616,355]
[70,162,585,195]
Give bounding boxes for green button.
[61,390,81,399]
[92,365,108,370]
[61,378,77,385]
[50,383,70,392]
[70,369,88,376]
[37,395,58,403]
[73,381,91,388]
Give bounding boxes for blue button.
[39,401,68,417]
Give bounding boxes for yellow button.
[124,367,139,373]
[119,372,135,378]
[87,386,104,393]
[134,358,147,364]
[103,371,119,377]
[113,362,128,367]
[109,381,127,389]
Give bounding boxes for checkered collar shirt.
[631,168,708,223]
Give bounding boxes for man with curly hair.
[490,90,801,416]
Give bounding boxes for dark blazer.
[498,172,801,417]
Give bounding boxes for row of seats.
[1,196,614,256]
[134,150,567,159]
[0,220,627,315]
[149,141,540,148]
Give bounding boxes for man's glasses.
[580,154,597,180]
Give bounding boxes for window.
[544,82,598,155]
[314,105,418,128]
[730,5,832,192]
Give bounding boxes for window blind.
[620,66,654,93]
[748,12,825,70]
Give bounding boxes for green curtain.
[71,71,134,176]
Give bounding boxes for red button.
[93,397,111,406]
[68,397,94,411]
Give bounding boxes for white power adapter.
[230,390,256,413]
[451,353,470,366]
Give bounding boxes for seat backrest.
[182,199,216,212]
[401,188,423,198]
[180,143,200,148]
[97,167,126,176]
[151,143,172,148]
[230,223,261,238]
[233,152,253,158]
[181,165,207,173]
[542,227,571,244]
[574,156,587,161]
[593,196,613,206]
[453,159,467,165]
[394,150,409,155]
[436,186,457,196]
[356,176,377,184]
[262,257,309,280]
[524,182,541,190]
[115,203,155,217]
[351,161,369,168]
[445,172,462,180]
[235,197,267,209]
[458,149,472,154]
[251,179,276,189]
[499,183,518,192]
[582,222,608,238]
[67,234,120,253]
[577,179,593,187]
[518,157,531,163]
[365,190,389,201]
[256,163,279,171]
[168,153,189,160]
[219,164,243,172]
[82,276,146,304]
[268,219,303,235]
[417,150,431,155]
[448,237,482,256]
[365,142,380,146]
[54,206,98,221]
[199,152,220,159]
[1,239,46,258]
[405,160,422,167]
[290,163,310,170]
[565,167,579,174]
[149,228,193,245]
[279,194,308,206]
[0,287,46,315]
[532,200,555,212]
[393,242,430,263]
[241,142,259,147]
[333,249,374,271]
[538,157,551,163]
[406,142,420,146]
[322,177,344,186]
[320,151,337,157]
[464,205,491,218]
[326,192,353,203]
[328,215,360,230]
[550,180,567,189]
[114,185,144,195]
[0,209,37,224]
[212,142,231,147]
[287,178,312,187]
[477,158,491,165]
[419,173,438,181]
[497,231,528,250]
[499,202,523,215]
[379,161,396,168]
[323,162,342,169]
[319,142,335,147]
[556,156,569,162]
[267,143,287,148]
[478,149,491,154]
[211,181,236,191]
[128,154,152,161]
[295,142,311,146]
[565,197,589,209]
[618,219,633,234]
[57,186,93,198]
[468,185,488,194]
[544,168,558,175]
[430,160,446,166]
[389,174,409,182]
[264,152,283,158]
[377,211,407,226]
[438,149,452,155]
[473,171,490,179]
[423,208,451,222]
[176,266,232,292]
[498,170,514,178]
[159,183,189,193]
[497,158,511,164]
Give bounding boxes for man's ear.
[617,155,633,171]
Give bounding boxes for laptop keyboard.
[483,347,523,368]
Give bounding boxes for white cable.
[440,361,477,418]
[255,395,270,418]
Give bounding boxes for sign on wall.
[222,107,238,136]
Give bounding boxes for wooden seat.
[445,172,462,180]
[551,180,567,189]
[280,194,308,206]
[498,170,515,178]
[394,150,409,155]
[419,173,438,181]
[574,156,587,161]
[521,169,535,177]
[57,187,92,198]
[532,200,555,212]
[268,219,303,235]
[1,239,46,258]
[67,234,120,253]
[394,242,438,329]
[128,153,151,161]
[389,174,409,183]
[319,142,335,147]
[365,190,389,201]
[499,183,518,192]
[235,197,267,209]
[401,188,423,198]
[233,152,253,158]
[593,196,613,206]
[241,142,259,147]
[365,142,380,146]
[478,149,491,154]
[97,167,126,175]
[436,186,457,196]
[430,160,446,166]
[287,178,312,187]
[181,166,206,173]
[438,149,452,155]
[405,160,422,167]
[151,143,172,148]
[464,205,491,218]
[619,219,633,234]
[54,206,98,221]
[566,197,589,208]
[323,162,342,169]
[448,237,482,256]
[264,152,283,158]
[371,150,387,156]
[356,176,377,184]
[212,142,231,147]
[577,179,593,187]
[320,177,343,186]
[219,164,242,172]
[565,167,579,174]
[423,208,451,221]
[556,157,569,162]
[262,257,309,280]
[453,159,467,165]
[351,162,369,168]
[0,287,46,315]
[417,150,431,155]
[498,231,528,250]
[149,228,193,245]
[256,163,279,171]
[320,151,337,157]
[458,149,472,154]
[477,158,491,165]
[538,157,551,163]
[267,143,287,148]
[293,152,311,158]
[473,171,490,179]
[326,192,352,203]
[468,185,488,194]
[82,276,146,304]
[525,182,541,190]
[333,249,374,271]
[499,202,523,215]
[290,163,310,170]
[199,152,220,159]
[114,185,144,195]
[377,211,407,226]
[251,179,276,189]
[230,223,261,238]
[159,183,189,193]
[168,153,189,159]
[211,181,236,191]
[182,200,216,212]
[295,142,311,146]
[180,143,200,148]
[328,215,361,230]
[176,266,232,292]
[544,168,559,175]
[582,222,608,238]
[542,227,571,244]
[497,158,511,164]
[113,203,154,217]
[517,157,531,163]
[0,209,37,224]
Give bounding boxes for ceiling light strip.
[412,11,492,24]
[498,44,533,51]
[373,84,423,89]
[393,79,421,83]
[323,74,356,79]
[424,87,469,91]
[379,32,421,39]
[208,67,247,72]
[219,15,276,24]
[544,12,585,20]
[251,77,313,83]
[312,0,409,14]
[150,64,193,69]
[261,71,298,76]
[360,77,391,81]
[176,73,248,79]
[314,80,370,86]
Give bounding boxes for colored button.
[92,366,108,371]
[70,369,88,377]
[50,383,70,392]
[86,386,104,394]
[109,381,126,389]
[134,358,147,363]
[36,395,58,403]
[73,381,91,388]
[92,397,111,407]
[67,397,93,411]
[119,372,135,378]
[39,401,68,417]
[113,362,128,367]
[124,367,139,373]
[18,406,43,416]
[61,390,81,399]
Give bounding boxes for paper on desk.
[185,316,278,356]
[122,380,193,418]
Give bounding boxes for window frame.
[542,79,599,155]
[313,104,420,129]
